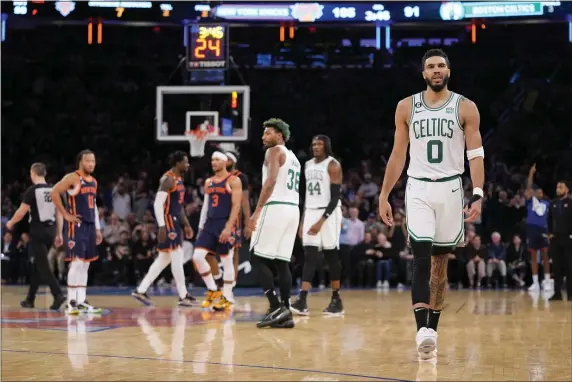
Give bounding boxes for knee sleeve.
[410,239,432,305]
[324,249,341,281]
[221,249,235,282]
[302,246,320,283]
[68,259,84,286]
[193,248,210,274]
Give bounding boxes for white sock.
[193,249,218,291]
[221,251,235,301]
[78,261,90,304]
[223,283,234,302]
[67,260,83,303]
[170,247,189,299]
[137,252,171,294]
[545,274,551,280]
[533,275,539,284]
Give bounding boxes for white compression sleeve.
[94,201,101,230]
[199,193,209,230]
[154,191,168,227]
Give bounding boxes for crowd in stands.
[2,23,570,289]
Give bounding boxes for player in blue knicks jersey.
[52,150,103,315]
[132,151,196,307]
[194,151,242,311]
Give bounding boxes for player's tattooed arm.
[254,146,282,213]
[51,173,81,224]
[249,146,282,231]
[462,97,484,191]
[159,175,175,193]
[379,97,411,226]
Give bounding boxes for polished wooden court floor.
[1,286,571,381]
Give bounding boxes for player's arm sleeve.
[94,200,101,230]
[154,191,168,227]
[323,160,343,219]
[199,193,209,230]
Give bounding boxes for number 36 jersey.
[262,145,300,205]
[407,91,465,180]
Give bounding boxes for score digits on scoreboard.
[187,23,229,70]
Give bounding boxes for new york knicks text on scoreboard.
[186,23,229,71]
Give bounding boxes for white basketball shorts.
[405,175,464,247]
[302,206,342,250]
[250,202,300,262]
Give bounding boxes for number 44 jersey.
[304,156,341,209]
[407,92,465,180]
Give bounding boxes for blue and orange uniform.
[195,174,238,255]
[65,172,98,262]
[157,170,185,252]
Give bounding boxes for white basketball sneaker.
[416,327,437,359]
[528,282,540,292]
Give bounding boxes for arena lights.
[1,13,6,42]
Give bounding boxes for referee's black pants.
[26,227,63,302]
[550,236,572,298]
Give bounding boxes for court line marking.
[455,302,465,314]
[2,348,411,381]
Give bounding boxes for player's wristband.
[467,187,483,208]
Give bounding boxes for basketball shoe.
[178,294,196,307]
[257,304,292,328]
[213,296,233,311]
[131,290,153,306]
[323,295,344,316]
[78,301,102,314]
[290,296,309,316]
[202,290,222,309]
[66,300,80,315]
[416,327,437,359]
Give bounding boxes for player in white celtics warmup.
[248,118,301,329]
[378,49,484,360]
[291,135,344,316]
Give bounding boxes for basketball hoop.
[186,129,213,157]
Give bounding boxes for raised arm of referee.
[6,163,66,310]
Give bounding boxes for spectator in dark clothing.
[351,232,376,287]
[487,189,512,240]
[448,231,475,288]
[132,229,155,282]
[506,234,527,287]
[466,235,487,288]
[375,233,394,288]
[387,212,406,253]
[487,232,507,287]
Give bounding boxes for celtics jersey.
[263,145,301,205]
[407,91,465,179]
[304,156,340,209]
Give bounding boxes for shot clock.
[186,23,229,71]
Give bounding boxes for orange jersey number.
[88,195,95,209]
[211,194,219,208]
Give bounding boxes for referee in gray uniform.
[6,163,65,310]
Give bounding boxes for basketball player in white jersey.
[378,49,484,360]
[248,118,301,329]
[291,135,344,316]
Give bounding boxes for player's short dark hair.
[30,162,47,177]
[263,118,291,142]
[169,151,188,167]
[421,49,450,70]
[312,135,334,157]
[76,149,94,167]
[558,180,570,190]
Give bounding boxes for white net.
[187,130,215,157]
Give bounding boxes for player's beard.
[556,190,567,198]
[425,74,449,92]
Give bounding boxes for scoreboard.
[186,24,229,71]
